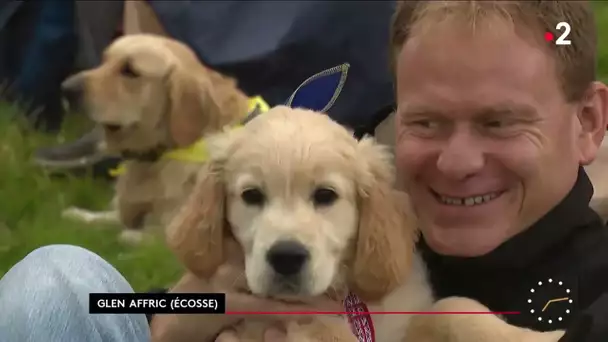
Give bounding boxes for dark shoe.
[33,128,106,168]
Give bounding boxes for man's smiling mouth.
[431,189,505,206]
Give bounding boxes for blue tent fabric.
[147,0,397,137]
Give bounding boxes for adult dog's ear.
[166,161,225,278]
[167,66,244,147]
[348,137,418,302]
[167,66,222,147]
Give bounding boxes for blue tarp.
[148,0,397,136]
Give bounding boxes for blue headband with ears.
[285,63,350,112]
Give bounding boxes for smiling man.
[394,2,593,257]
[392,0,608,340]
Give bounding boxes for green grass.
[0,109,183,291]
[2,4,608,291]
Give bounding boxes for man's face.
[394,23,584,257]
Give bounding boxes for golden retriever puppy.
[158,106,569,342]
[61,34,262,243]
[160,106,420,341]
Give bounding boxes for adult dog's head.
[168,106,418,302]
[61,34,245,156]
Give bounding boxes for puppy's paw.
[119,230,146,245]
[62,207,96,223]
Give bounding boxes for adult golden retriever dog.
[153,107,566,342]
[61,34,266,243]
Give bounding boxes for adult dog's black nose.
[266,240,310,276]
[61,74,85,110]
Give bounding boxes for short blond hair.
[390,1,597,103]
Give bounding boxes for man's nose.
[61,74,85,108]
[436,132,485,180]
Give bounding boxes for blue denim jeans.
[0,245,150,342]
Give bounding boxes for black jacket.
[420,167,608,341]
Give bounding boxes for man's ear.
[578,81,608,165]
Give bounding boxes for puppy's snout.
[266,240,310,276]
[61,74,85,108]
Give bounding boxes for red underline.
[225,311,521,315]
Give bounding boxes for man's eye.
[405,119,441,135]
[413,120,434,128]
[406,119,437,129]
[483,119,520,131]
[481,119,523,138]
[484,120,506,128]
[400,114,443,138]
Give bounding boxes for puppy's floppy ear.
[167,66,222,147]
[166,159,225,278]
[349,137,418,302]
[165,128,243,278]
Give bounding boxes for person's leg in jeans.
[0,245,150,342]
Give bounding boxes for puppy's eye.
[120,62,139,78]
[241,188,265,206]
[312,188,338,207]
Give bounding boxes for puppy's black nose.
[266,240,310,276]
[61,74,84,109]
